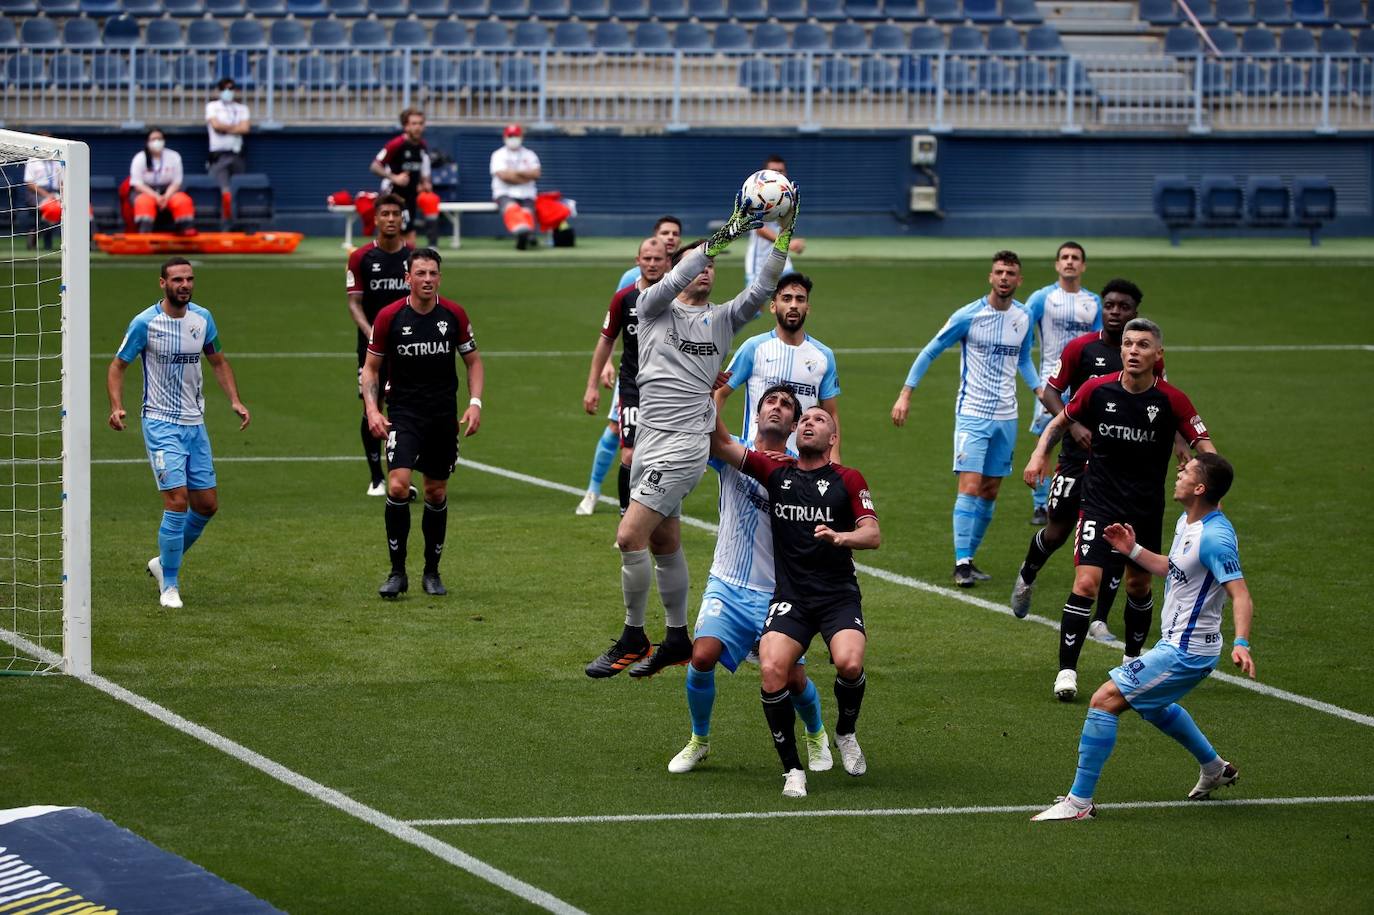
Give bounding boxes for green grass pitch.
[3,237,1373,912]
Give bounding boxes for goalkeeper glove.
[773,184,800,255]
[705,195,764,257]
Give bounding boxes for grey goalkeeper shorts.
[629,425,709,519]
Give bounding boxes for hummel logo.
[854,617,863,628]
[371,262,382,272]
[433,543,443,554]
[1131,632,1146,643]
[388,539,399,550]
[772,730,786,744]
[1094,357,1107,366]
[1109,576,1121,590]
[401,326,413,336]
[1064,634,1077,646]
[1146,405,1160,423]
[781,480,792,490]
[1105,401,1117,413]
[816,479,830,496]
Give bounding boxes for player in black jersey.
[347,194,411,495]
[1024,317,1214,701]
[711,406,880,798]
[362,248,485,599]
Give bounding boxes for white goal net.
[0,130,90,676]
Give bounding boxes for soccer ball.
[739,169,795,224]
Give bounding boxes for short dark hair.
[1057,240,1086,260]
[160,256,192,279]
[409,247,442,270]
[1123,316,1162,344]
[672,239,705,267]
[399,107,424,126]
[376,193,407,213]
[1194,452,1234,504]
[992,250,1020,268]
[1100,277,1144,307]
[216,77,236,91]
[764,154,786,167]
[773,272,812,296]
[757,383,800,423]
[652,216,682,233]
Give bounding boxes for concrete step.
[1099,106,1197,125]
[1094,72,1191,91]
[1063,34,1162,54]
[1039,1,1136,21]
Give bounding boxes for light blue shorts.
[1110,640,1218,714]
[694,577,769,673]
[143,418,216,491]
[952,415,1018,477]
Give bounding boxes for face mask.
[148,139,165,153]
[220,89,235,103]
[504,136,523,150]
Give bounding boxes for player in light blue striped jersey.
[667,384,831,776]
[891,251,1040,588]
[1023,242,1100,525]
[107,258,250,610]
[715,272,841,461]
[1032,453,1255,821]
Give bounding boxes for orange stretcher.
[94,232,304,256]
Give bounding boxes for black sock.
[422,498,447,573]
[619,623,647,647]
[834,670,866,736]
[1123,591,1154,657]
[617,463,631,516]
[361,414,384,485]
[761,687,802,772]
[1095,556,1125,623]
[1020,529,1053,584]
[663,624,690,646]
[384,497,410,574]
[1058,592,1094,670]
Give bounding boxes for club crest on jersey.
[437,320,448,336]
[1105,401,1117,413]
[1080,543,1090,556]
[805,359,817,372]
[1146,405,1160,423]
[816,479,830,496]
[190,326,200,339]
[1183,540,1192,555]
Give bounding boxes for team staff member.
[363,248,483,600]
[205,77,250,201]
[370,108,435,246]
[130,128,195,235]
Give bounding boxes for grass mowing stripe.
[405,794,1374,827]
[0,627,587,915]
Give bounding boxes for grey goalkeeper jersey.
[636,245,788,435]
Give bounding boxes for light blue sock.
[953,493,978,562]
[792,677,824,735]
[685,665,716,738]
[182,509,212,555]
[1143,703,1218,766]
[969,496,996,556]
[158,509,187,589]
[588,426,619,493]
[1032,476,1049,510]
[1069,708,1119,801]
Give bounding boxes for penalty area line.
[405,793,1374,827]
[0,628,586,915]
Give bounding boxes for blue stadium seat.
[164,0,205,11]
[502,56,539,89]
[431,19,470,46]
[81,0,120,13]
[1200,175,1243,223]
[121,0,162,16]
[1002,0,1041,23]
[1329,0,1363,25]
[459,56,499,88]
[255,53,296,86]
[570,0,608,16]
[978,57,1017,91]
[651,0,688,17]
[102,15,142,45]
[738,57,779,89]
[228,19,267,46]
[89,175,120,230]
[531,0,570,15]
[205,0,245,13]
[1018,58,1053,92]
[593,20,630,48]
[553,21,591,46]
[1215,0,1253,23]
[1354,28,1374,53]
[819,56,858,89]
[327,0,366,14]
[186,19,225,46]
[0,0,38,13]
[1240,26,1276,51]
[924,0,962,21]
[270,19,308,46]
[1245,175,1289,222]
[808,0,844,19]
[1055,57,1091,92]
[473,21,510,46]
[310,18,347,45]
[340,52,379,86]
[181,176,225,231]
[860,55,898,88]
[378,53,414,85]
[1152,175,1195,245]
[419,55,460,86]
[869,23,904,48]
[831,22,866,48]
[900,54,934,90]
[144,19,185,46]
[728,0,765,19]
[1293,175,1336,244]
[634,20,671,47]
[1308,54,1348,90]
[352,18,388,45]
[791,22,829,48]
[298,52,334,87]
[948,25,985,52]
[884,0,920,18]
[0,19,19,46]
[287,0,328,14]
[489,0,529,14]
[62,17,102,46]
[611,0,649,17]
[767,0,805,19]
[1200,57,1231,93]
[1165,26,1202,54]
[752,21,787,48]
[1233,58,1268,92]
[1270,58,1308,91]
[1190,0,1216,24]
[450,0,487,12]
[1279,26,1317,52]
[51,53,91,88]
[1206,27,1239,52]
[1140,0,1179,24]
[779,56,811,89]
[1291,0,1329,25]
[21,17,61,47]
[713,21,748,47]
[92,52,131,86]
[513,20,549,46]
[687,0,725,17]
[369,0,407,13]
[1318,27,1354,52]
[940,57,975,91]
[389,18,426,45]
[962,0,999,22]
[406,0,445,13]
[1024,24,1062,51]
[229,174,273,230]
[247,0,286,15]
[135,54,175,87]
[6,53,48,87]
[674,21,712,48]
[43,0,78,15]
[173,52,215,85]
[986,25,1022,51]
[1252,0,1290,24]
[910,25,944,51]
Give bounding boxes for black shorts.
[1074,508,1163,571]
[385,412,457,480]
[618,390,639,449]
[1046,461,1087,524]
[763,594,866,651]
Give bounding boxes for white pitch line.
[406,793,1374,827]
[0,628,586,915]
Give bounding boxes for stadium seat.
[1140,0,1179,24]
[378,53,414,84]
[1293,175,1336,245]
[844,0,881,19]
[135,54,175,87]
[1279,26,1317,52]
[808,0,845,20]
[1270,58,1308,91]
[869,23,904,48]
[1328,0,1363,25]
[1200,57,1231,93]
[206,0,246,12]
[1152,175,1194,245]
[1003,0,1042,23]
[791,22,829,48]
[1214,0,1253,23]
[450,0,487,12]
[490,0,529,14]
[986,25,1022,52]
[688,0,726,17]
[270,19,309,46]
[472,21,510,47]
[51,53,91,88]
[553,21,591,47]
[1190,0,1217,24]
[859,53,897,87]
[779,56,812,89]
[61,17,102,47]
[1355,28,1374,53]
[593,20,630,48]
[369,0,407,13]
[910,25,943,51]
[254,53,295,86]
[0,0,38,12]
[978,57,1017,92]
[228,19,267,47]
[327,0,367,13]
[186,19,226,46]
[738,57,779,89]
[634,21,671,48]
[502,56,539,89]
[81,0,120,13]
[389,18,425,45]
[1200,175,1243,222]
[430,20,470,46]
[1056,57,1091,92]
[340,52,379,86]
[1024,24,1062,52]
[941,57,975,91]
[1240,26,1276,51]
[1252,0,1290,24]
[831,22,865,49]
[674,21,712,49]
[103,15,143,45]
[20,17,60,47]
[570,0,608,16]
[41,0,77,10]
[121,0,162,15]
[900,53,934,90]
[0,19,18,47]
[1318,27,1354,52]
[90,175,120,231]
[229,174,273,230]
[1307,54,1347,90]
[298,52,334,87]
[6,53,48,87]
[310,18,347,46]
[728,0,766,19]
[181,175,226,231]
[1018,58,1053,92]
[419,55,460,86]
[1165,26,1203,54]
[531,0,570,13]
[1246,175,1289,223]
[819,56,858,89]
[713,21,749,47]
[92,52,131,87]
[144,19,185,46]
[1232,58,1268,92]
[948,25,985,52]
[1291,0,1329,25]
[1206,27,1239,52]
[172,52,214,85]
[287,0,328,14]
[247,0,287,15]
[752,21,787,49]
[651,0,688,16]
[165,0,206,11]
[962,0,999,23]
[924,0,961,21]
[513,20,550,47]
[767,0,805,19]
[459,56,500,88]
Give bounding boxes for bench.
[328,201,499,250]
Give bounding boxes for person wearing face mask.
[129,128,196,235]
[489,124,573,251]
[205,78,250,213]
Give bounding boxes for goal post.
[0,129,90,676]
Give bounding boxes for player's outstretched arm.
[106,358,129,431]
[814,516,880,550]
[205,352,250,430]
[637,245,708,321]
[460,350,484,437]
[584,334,616,414]
[361,352,389,439]
[704,195,764,258]
[709,410,745,466]
[1103,522,1169,577]
[1224,577,1256,678]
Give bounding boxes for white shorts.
[629,425,708,519]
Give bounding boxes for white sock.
[653,547,690,629]
[1202,756,1226,776]
[621,548,651,628]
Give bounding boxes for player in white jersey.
[584,195,798,680]
[107,258,251,610]
[1023,242,1100,525]
[715,272,842,462]
[742,155,805,287]
[667,385,832,775]
[1032,454,1255,821]
[891,251,1041,588]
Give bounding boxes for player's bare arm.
[106,357,130,431]
[1224,577,1256,678]
[1194,437,1217,455]
[1024,410,1071,486]
[370,158,409,187]
[1101,522,1170,577]
[460,349,484,437]
[709,411,746,466]
[814,515,879,550]
[206,351,250,430]
[361,351,388,439]
[583,334,616,414]
[1041,386,1092,450]
[347,291,371,337]
[890,385,913,426]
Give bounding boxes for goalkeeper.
[586,191,802,680]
